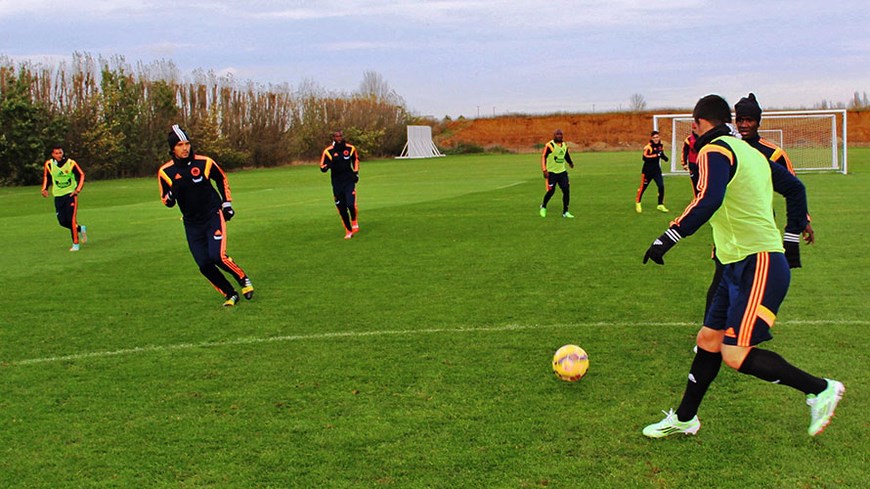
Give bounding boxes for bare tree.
[629,93,647,112]
[357,70,404,106]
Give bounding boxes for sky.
[1,0,868,119]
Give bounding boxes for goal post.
[396,125,445,159]
[652,109,847,174]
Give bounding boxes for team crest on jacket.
[191,167,201,177]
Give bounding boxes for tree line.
[0,53,417,186]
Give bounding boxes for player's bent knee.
[695,327,724,353]
[721,345,751,370]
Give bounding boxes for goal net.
[652,110,847,174]
[396,125,445,159]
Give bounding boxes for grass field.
[1,149,868,488]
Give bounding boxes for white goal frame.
[396,125,445,159]
[652,109,847,174]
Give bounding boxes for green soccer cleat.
[562,211,575,219]
[656,204,669,213]
[806,379,845,436]
[223,293,240,307]
[635,202,642,213]
[642,409,701,438]
[539,207,547,218]
[241,277,254,300]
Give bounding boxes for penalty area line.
[8,319,867,366]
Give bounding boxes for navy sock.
[676,347,722,422]
[738,348,827,395]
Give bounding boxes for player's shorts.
[704,251,790,347]
[547,171,569,190]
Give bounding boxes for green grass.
[1,150,868,488]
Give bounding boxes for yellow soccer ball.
[552,344,589,382]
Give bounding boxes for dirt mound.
[437,111,870,153]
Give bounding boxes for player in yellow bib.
[539,129,575,218]
[41,145,87,251]
[641,94,843,439]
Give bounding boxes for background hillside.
[436,111,870,154]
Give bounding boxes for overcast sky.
[1,0,868,118]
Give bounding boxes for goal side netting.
[652,110,847,174]
[396,125,445,159]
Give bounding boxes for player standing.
[635,131,669,213]
[681,128,700,197]
[735,92,815,245]
[641,94,844,438]
[539,129,575,218]
[41,145,87,251]
[157,125,254,307]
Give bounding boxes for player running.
[320,130,361,239]
[41,145,87,251]
[157,125,254,307]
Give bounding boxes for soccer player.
[539,129,575,218]
[641,94,844,438]
[680,127,700,197]
[41,145,87,251]
[157,125,254,307]
[635,131,669,213]
[735,92,815,245]
[703,93,818,312]
[320,130,360,239]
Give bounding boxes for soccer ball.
[552,344,589,382]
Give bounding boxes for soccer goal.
[652,110,848,174]
[396,125,445,159]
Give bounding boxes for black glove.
[164,190,176,208]
[643,227,682,265]
[783,232,801,268]
[221,202,235,222]
[661,153,669,162]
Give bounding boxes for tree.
[0,67,59,185]
[629,93,647,112]
[357,70,404,107]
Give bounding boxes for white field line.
[8,319,869,367]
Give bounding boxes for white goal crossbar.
[396,125,445,159]
[652,110,847,174]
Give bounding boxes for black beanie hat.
[167,124,190,150]
[693,94,732,124]
[735,93,762,122]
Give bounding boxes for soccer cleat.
[642,409,701,438]
[80,225,87,244]
[635,202,642,213]
[69,243,80,252]
[223,293,240,307]
[241,277,254,300]
[351,221,360,234]
[539,207,547,218]
[657,204,670,213]
[344,231,353,240]
[806,379,845,436]
[562,211,575,219]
